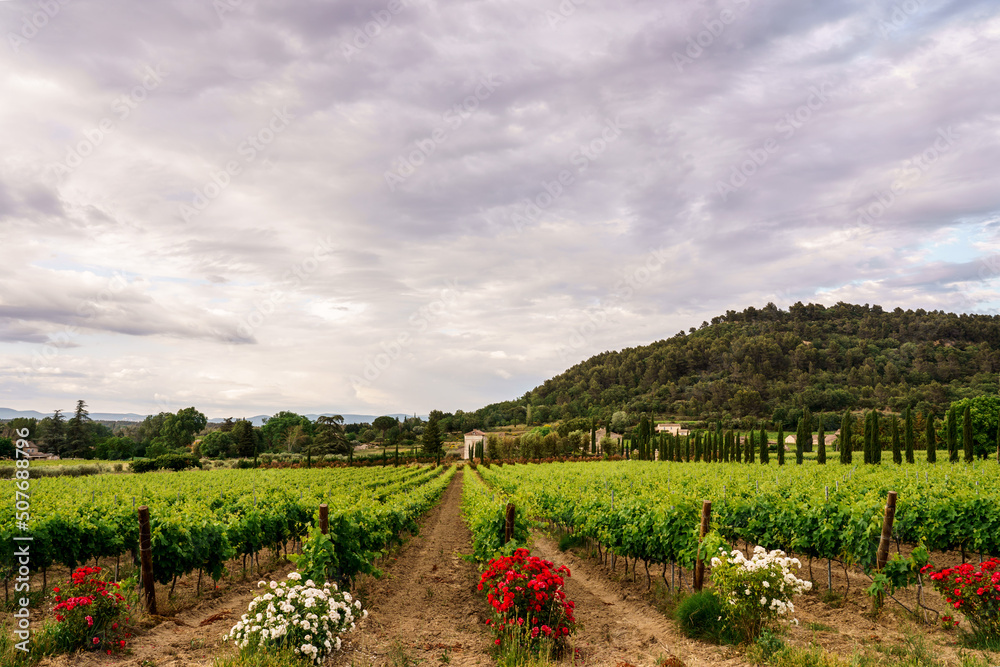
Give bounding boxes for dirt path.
[332,469,495,666]
[530,533,748,667]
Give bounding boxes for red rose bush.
[923,558,1000,640]
[477,548,576,655]
[50,566,134,655]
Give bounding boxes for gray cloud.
[0,0,998,415]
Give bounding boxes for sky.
[1,0,999,419]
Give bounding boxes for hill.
[472,302,1000,428]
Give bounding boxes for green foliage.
[130,458,158,473]
[674,590,732,643]
[470,302,1000,425]
[287,522,338,586]
[154,453,202,472]
[199,430,236,459]
[461,470,530,562]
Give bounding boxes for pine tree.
[904,407,915,464]
[65,399,92,458]
[817,421,826,464]
[840,410,852,464]
[776,424,785,466]
[891,415,901,464]
[963,405,974,463]
[421,412,443,463]
[759,426,769,464]
[925,411,937,463]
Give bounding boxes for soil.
[529,533,746,667]
[329,469,495,666]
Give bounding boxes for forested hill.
[474,302,1000,427]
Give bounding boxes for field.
[3,459,999,667]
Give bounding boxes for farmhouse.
[654,422,690,436]
[463,429,487,459]
[21,441,59,460]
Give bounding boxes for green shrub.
[674,591,732,643]
[129,459,157,473]
[154,453,201,472]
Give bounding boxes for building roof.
[465,429,488,436]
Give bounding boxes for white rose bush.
[710,545,812,642]
[225,571,367,664]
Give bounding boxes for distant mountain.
[0,407,414,426]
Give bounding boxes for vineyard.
[1,464,455,596]
[477,460,1000,594]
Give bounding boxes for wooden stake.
[876,491,897,571]
[504,503,516,544]
[137,505,157,615]
[319,504,329,535]
[694,500,711,592]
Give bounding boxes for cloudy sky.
[1,0,999,418]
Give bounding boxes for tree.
[839,410,852,464]
[421,411,444,462]
[373,416,397,463]
[817,421,826,465]
[315,415,350,462]
[891,415,901,465]
[942,395,1000,459]
[199,430,236,459]
[904,407,915,464]
[963,404,974,463]
[232,420,257,460]
[37,410,66,456]
[0,437,15,459]
[162,407,208,450]
[65,400,93,458]
[94,436,136,460]
[260,411,312,452]
[759,426,768,464]
[776,424,784,466]
[947,406,958,463]
[925,411,936,463]
[795,417,806,465]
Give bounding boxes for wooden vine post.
[319,504,329,535]
[876,491,897,571]
[503,503,516,545]
[694,500,711,592]
[137,506,157,615]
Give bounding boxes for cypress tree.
[963,405,974,463]
[817,421,826,464]
[795,417,805,464]
[873,410,882,464]
[863,411,873,464]
[747,432,755,463]
[947,406,958,463]
[925,411,937,463]
[904,407,915,464]
[996,411,999,464]
[776,424,785,466]
[590,419,596,455]
[840,410,852,464]
[759,426,769,464]
[891,415,901,464]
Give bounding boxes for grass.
[214,646,314,667]
[806,622,838,633]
